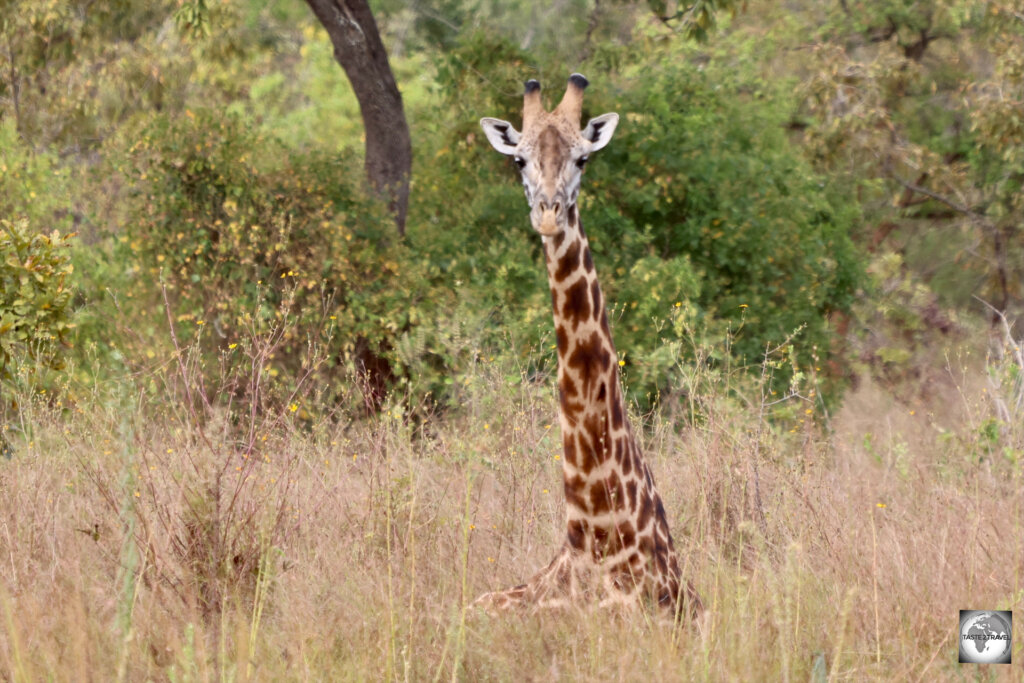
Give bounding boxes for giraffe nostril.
[554,202,562,215]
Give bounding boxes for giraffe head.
[480,74,619,236]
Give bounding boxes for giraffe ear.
[480,118,521,155]
[582,113,619,152]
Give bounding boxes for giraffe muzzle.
[538,209,560,235]
[534,200,563,236]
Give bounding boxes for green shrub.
[110,109,460,411]
[420,32,863,409]
[0,217,76,378]
[586,62,862,404]
[83,32,863,416]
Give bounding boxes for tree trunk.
[304,0,411,235]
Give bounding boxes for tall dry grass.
[0,324,1021,681]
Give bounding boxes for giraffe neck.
[474,206,701,616]
[543,211,636,533]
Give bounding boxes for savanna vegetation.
[1,0,1021,679]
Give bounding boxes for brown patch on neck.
[561,279,591,326]
[555,240,581,283]
[566,330,611,398]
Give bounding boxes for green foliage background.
[2,0,1020,418]
[420,33,861,407]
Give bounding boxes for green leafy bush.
[0,218,76,376]
[74,28,863,416]
[110,109,460,410]
[586,61,862,403]
[421,32,863,408]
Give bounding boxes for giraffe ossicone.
[476,75,702,619]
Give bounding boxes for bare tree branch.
[891,173,989,223]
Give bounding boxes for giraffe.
[476,74,702,620]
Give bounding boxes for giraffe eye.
[575,155,589,169]
[514,156,526,169]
